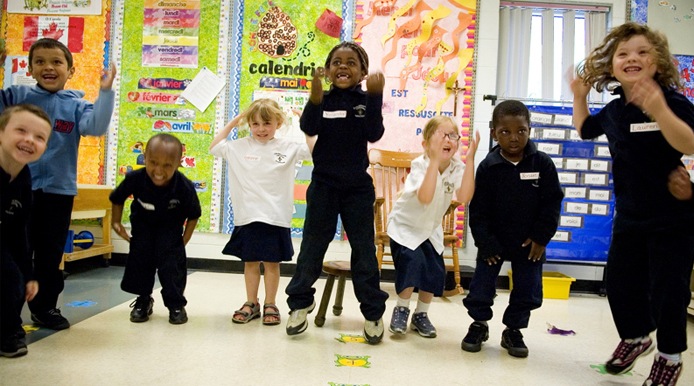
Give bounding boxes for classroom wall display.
[110,0,225,232]
[1,0,111,185]
[352,0,476,245]
[219,0,344,237]
[527,105,613,263]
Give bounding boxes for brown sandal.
[262,304,281,326]
[232,301,260,324]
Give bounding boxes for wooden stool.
[314,260,351,327]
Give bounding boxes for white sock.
[396,296,410,308]
[414,300,430,314]
[658,352,681,362]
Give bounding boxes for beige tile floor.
[1,270,693,386]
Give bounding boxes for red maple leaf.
[19,60,27,69]
[42,23,64,40]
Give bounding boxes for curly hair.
[243,98,286,128]
[492,100,530,129]
[576,22,681,92]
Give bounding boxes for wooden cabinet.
[60,184,114,270]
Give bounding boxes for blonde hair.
[422,115,457,142]
[243,98,286,127]
[576,22,681,92]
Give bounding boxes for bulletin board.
[0,0,111,185]
[527,105,613,263]
[109,0,225,232]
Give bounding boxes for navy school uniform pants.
[28,191,74,314]
[463,256,543,330]
[286,180,388,321]
[1,256,26,343]
[606,227,694,355]
[121,226,188,309]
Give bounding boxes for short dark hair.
[324,41,369,72]
[0,104,52,132]
[146,133,183,160]
[492,100,530,129]
[29,38,73,69]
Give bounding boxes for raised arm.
[455,130,480,203]
[570,76,592,136]
[210,111,246,150]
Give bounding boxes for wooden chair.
[368,148,465,296]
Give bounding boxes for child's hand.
[310,67,325,104]
[523,239,545,262]
[100,62,117,90]
[629,76,665,117]
[464,130,481,160]
[484,255,501,265]
[366,72,385,95]
[569,75,591,100]
[111,221,131,242]
[25,280,38,301]
[668,165,693,200]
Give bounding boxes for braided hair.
[324,41,369,72]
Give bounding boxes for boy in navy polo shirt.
[461,100,563,358]
[110,133,201,325]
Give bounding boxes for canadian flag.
[23,16,84,53]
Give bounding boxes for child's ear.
[68,66,75,79]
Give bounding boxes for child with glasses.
[386,115,479,339]
[461,100,563,358]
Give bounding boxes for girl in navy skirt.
[386,116,479,338]
[210,99,313,325]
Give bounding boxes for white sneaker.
[364,318,384,344]
[286,302,315,335]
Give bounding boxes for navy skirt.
[222,222,294,262]
[390,238,446,296]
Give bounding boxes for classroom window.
[497,2,609,103]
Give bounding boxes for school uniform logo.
[4,199,22,215]
[274,152,288,164]
[168,199,180,209]
[443,181,455,193]
[353,104,366,118]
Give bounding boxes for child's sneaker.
[30,308,70,330]
[364,318,384,344]
[643,353,682,386]
[501,328,529,358]
[168,307,188,324]
[605,337,654,375]
[129,296,154,323]
[0,335,27,358]
[410,312,437,338]
[461,321,489,352]
[286,301,315,336]
[388,306,410,334]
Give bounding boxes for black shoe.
[461,321,489,352]
[169,307,188,325]
[501,328,529,358]
[31,308,70,330]
[129,296,154,323]
[0,335,28,358]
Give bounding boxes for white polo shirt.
[211,136,311,227]
[386,154,464,253]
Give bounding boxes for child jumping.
[386,116,479,339]
[110,133,201,325]
[285,41,389,344]
[0,38,116,330]
[571,22,694,385]
[461,100,563,358]
[0,105,52,357]
[210,98,312,326]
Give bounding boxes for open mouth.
[18,145,34,155]
[336,73,351,80]
[624,66,641,73]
